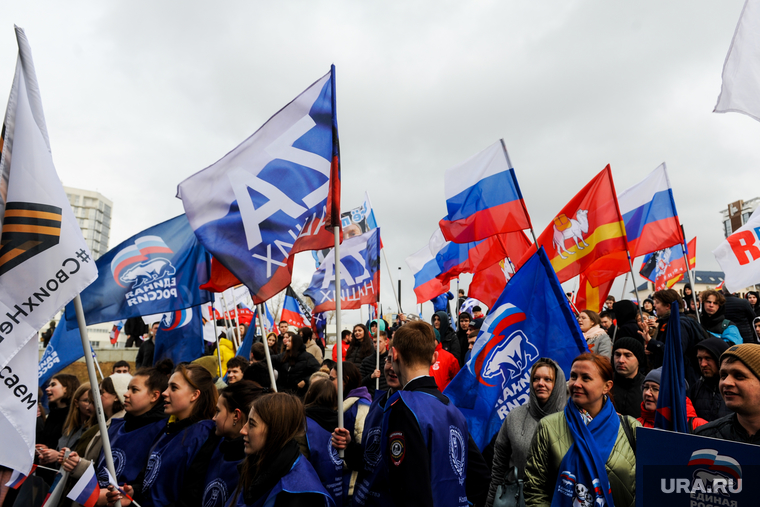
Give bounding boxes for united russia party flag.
[305,228,381,313]
[439,140,532,243]
[444,247,587,449]
[64,214,213,327]
[617,163,683,259]
[178,67,341,304]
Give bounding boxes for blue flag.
[38,303,84,385]
[153,306,205,366]
[444,247,587,449]
[654,301,689,432]
[304,228,381,313]
[178,67,341,305]
[237,304,274,358]
[65,214,213,328]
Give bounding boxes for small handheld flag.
[66,462,100,507]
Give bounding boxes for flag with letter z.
[0,27,97,473]
[178,66,341,304]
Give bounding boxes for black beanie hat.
[612,336,646,371]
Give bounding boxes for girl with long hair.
[37,373,80,460]
[98,368,168,506]
[270,332,320,397]
[524,353,639,507]
[301,379,343,505]
[344,324,374,366]
[107,364,218,507]
[330,362,371,500]
[234,393,334,506]
[198,380,267,507]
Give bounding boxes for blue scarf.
[551,399,618,507]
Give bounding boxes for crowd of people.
[3,284,760,507]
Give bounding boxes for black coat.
[345,341,374,366]
[360,350,388,396]
[135,338,155,368]
[724,294,758,343]
[689,376,731,422]
[693,413,760,445]
[612,371,645,418]
[271,347,320,397]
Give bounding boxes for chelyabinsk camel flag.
[0,27,97,473]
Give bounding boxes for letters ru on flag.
[714,207,760,292]
[178,67,341,304]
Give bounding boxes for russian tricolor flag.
[67,463,100,507]
[439,140,532,244]
[281,286,310,328]
[5,465,36,489]
[406,230,450,304]
[617,163,683,259]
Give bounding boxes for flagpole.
[220,294,240,349]
[90,348,104,381]
[232,288,242,344]
[73,295,118,482]
[365,191,402,314]
[499,139,539,253]
[211,303,224,378]
[626,253,646,326]
[258,304,278,391]
[333,225,344,457]
[376,302,380,392]
[680,226,701,324]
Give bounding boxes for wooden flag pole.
[334,225,344,457]
[258,304,278,391]
[73,295,118,482]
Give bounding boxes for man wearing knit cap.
[694,344,760,444]
[688,337,732,422]
[611,336,646,418]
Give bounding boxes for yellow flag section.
[0,27,97,473]
[520,165,629,285]
[575,274,614,313]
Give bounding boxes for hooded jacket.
[611,300,644,346]
[431,310,461,361]
[689,337,731,421]
[723,291,757,343]
[271,344,320,397]
[486,359,567,507]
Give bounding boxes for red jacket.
[636,397,708,431]
[332,341,350,362]
[430,342,460,391]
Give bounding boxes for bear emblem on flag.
[110,235,175,288]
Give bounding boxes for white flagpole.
[232,288,242,342]
[620,273,629,301]
[90,348,104,381]
[211,304,223,377]
[258,304,278,391]
[365,192,401,314]
[220,294,240,349]
[334,225,344,457]
[73,296,118,482]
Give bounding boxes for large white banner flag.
[0,338,38,472]
[714,207,760,292]
[714,0,760,121]
[0,27,98,471]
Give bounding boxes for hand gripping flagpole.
[73,295,118,483]
[258,304,278,392]
[334,225,344,458]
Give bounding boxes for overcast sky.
[2,1,758,320]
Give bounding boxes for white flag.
[0,27,98,471]
[714,0,760,121]
[0,337,37,472]
[713,207,760,292]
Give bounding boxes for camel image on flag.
[519,165,629,286]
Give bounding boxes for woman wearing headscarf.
[486,358,567,507]
[524,353,639,507]
[747,291,760,318]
